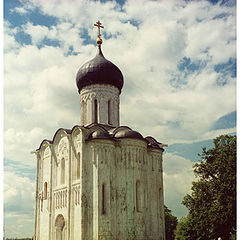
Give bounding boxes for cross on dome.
[94,20,104,45]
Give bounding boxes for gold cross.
[94,20,104,38]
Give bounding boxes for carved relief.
[58,138,68,155]
[80,90,119,103]
[119,187,127,213]
[75,133,82,148]
[158,156,162,172]
[81,194,88,208]
[44,146,50,158]
[54,189,67,209]
[80,84,120,126]
[73,185,80,205]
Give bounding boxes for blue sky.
[4,0,236,238]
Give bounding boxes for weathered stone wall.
[51,134,70,240]
[36,145,51,240]
[82,137,165,240]
[34,127,165,240]
[71,128,83,240]
[79,84,120,127]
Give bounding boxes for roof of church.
[36,124,165,151]
[76,46,124,93]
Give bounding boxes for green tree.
[174,215,199,240]
[180,135,236,240]
[164,205,178,240]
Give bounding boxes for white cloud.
[4,22,20,53]
[4,170,35,238]
[202,127,236,140]
[12,1,36,15]
[163,153,195,218]
[23,23,49,45]
[4,171,35,205]
[4,128,46,167]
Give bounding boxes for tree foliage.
[178,135,236,240]
[164,205,178,240]
[174,215,198,240]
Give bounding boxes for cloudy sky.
[3,0,236,238]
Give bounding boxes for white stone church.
[33,21,166,240]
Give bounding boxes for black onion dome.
[114,128,143,140]
[145,136,161,149]
[76,46,124,93]
[87,129,111,140]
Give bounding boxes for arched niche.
[55,214,65,240]
[72,126,83,149]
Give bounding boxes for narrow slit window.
[159,187,162,218]
[94,99,98,123]
[77,152,80,179]
[44,182,48,200]
[136,180,140,212]
[152,156,154,171]
[41,197,43,211]
[102,184,106,215]
[82,100,86,124]
[61,158,65,185]
[159,187,162,203]
[108,100,111,125]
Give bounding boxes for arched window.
[159,187,162,201]
[159,187,162,218]
[136,180,143,212]
[55,214,65,240]
[44,182,48,200]
[108,100,111,125]
[102,184,106,214]
[41,197,43,211]
[82,100,86,124]
[136,180,140,212]
[94,99,98,123]
[77,152,80,179]
[152,156,154,171]
[61,158,65,185]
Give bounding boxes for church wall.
[95,141,114,240]
[71,129,83,240]
[50,135,70,240]
[80,84,120,126]
[80,136,94,240]
[113,139,165,240]
[146,150,165,240]
[34,129,165,240]
[78,137,164,240]
[115,143,129,240]
[36,145,52,240]
[118,139,148,240]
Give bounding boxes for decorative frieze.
[79,84,120,126]
[58,138,68,156]
[54,188,68,209]
[44,146,50,158]
[73,184,80,206]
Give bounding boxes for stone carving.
[44,146,50,157]
[54,189,67,209]
[73,185,80,205]
[75,133,82,148]
[81,194,88,208]
[119,187,127,213]
[58,139,68,155]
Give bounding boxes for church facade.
[33,21,166,240]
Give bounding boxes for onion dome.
[87,129,111,140]
[113,127,143,140]
[145,136,161,149]
[76,21,123,93]
[76,45,124,93]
